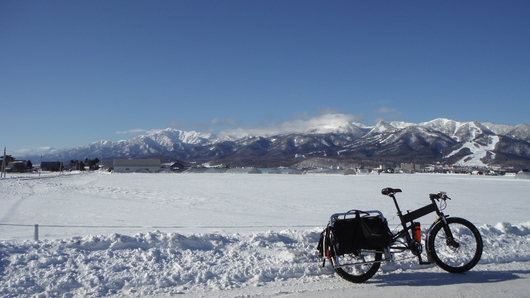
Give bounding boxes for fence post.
[34,224,39,241]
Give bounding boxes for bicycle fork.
[423,216,459,265]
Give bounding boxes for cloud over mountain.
[219,113,364,138]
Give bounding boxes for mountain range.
[20,118,530,169]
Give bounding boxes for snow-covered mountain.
[18,118,530,169]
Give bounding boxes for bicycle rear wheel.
[331,248,383,283]
[427,217,483,273]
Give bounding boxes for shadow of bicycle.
[371,269,530,287]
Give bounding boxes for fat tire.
[333,251,382,283]
[427,217,483,273]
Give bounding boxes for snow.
[446,135,500,167]
[1,171,529,297]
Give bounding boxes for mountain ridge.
[16,118,530,169]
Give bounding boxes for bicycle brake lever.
[440,193,451,200]
[437,191,451,200]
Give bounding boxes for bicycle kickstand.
[417,253,433,265]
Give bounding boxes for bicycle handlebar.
[429,192,451,201]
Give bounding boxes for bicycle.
[317,187,483,283]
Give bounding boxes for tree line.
[69,158,100,171]
[1,155,100,171]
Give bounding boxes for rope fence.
[0,223,318,241]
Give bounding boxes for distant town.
[2,156,529,179]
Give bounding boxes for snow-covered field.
[1,171,529,297]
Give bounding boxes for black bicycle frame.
[388,193,453,264]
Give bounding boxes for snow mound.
[1,224,530,297]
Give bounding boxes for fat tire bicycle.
[318,187,483,283]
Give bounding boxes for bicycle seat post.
[390,193,403,218]
[382,188,406,225]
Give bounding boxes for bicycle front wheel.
[427,217,483,273]
[331,249,383,283]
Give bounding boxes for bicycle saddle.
[381,187,402,195]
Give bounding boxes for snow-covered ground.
[1,171,529,297]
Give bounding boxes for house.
[112,159,161,173]
[159,161,187,173]
[41,162,63,172]
[5,160,29,172]
[166,161,187,172]
[401,163,422,173]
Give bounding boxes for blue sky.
[1,0,529,154]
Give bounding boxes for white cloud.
[12,147,58,157]
[210,117,239,126]
[219,113,363,138]
[373,106,401,122]
[114,113,363,140]
[375,106,396,114]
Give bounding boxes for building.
[41,162,63,172]
[112,159,161,173]
[5,160,29,172]
[400,163,422,173]
[161,161,187,172]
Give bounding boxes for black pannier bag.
[332,211,391,255]
[317,225,330,260]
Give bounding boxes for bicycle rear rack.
[329,210,386,226]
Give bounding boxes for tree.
[70,160,84,171]
[84,158,100,171]
[1,155,15,163]
[1,155,15,171]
